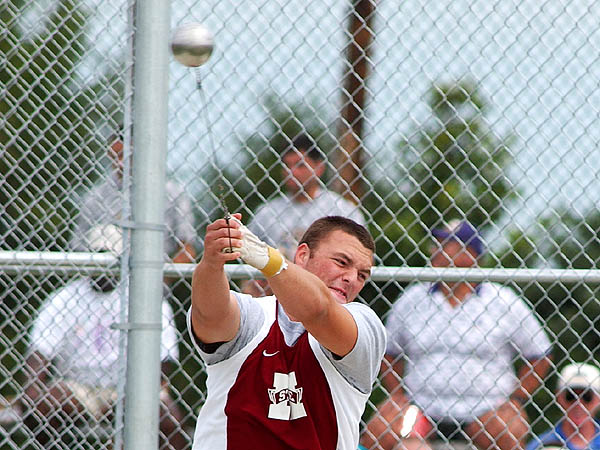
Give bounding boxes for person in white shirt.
[22,224,187,449]
[244,134,365,296]
[71,130,196,266]
[362,220,553,450]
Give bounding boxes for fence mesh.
[2,0,600,448]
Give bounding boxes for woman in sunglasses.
[526,363,600,450]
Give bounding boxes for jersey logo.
[267,371,307,420]
[262,350,279,357]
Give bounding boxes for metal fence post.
[124,1,170,448]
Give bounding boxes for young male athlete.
[188,215,386,449]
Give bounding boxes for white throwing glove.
[227,217,288,278]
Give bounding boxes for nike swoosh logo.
[262,350,280,357]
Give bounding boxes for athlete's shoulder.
[345,302,386,346]
[251,293,277,307]
[235,292,276,323]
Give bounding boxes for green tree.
[536,209,600,362]
[499,208,600,365]
[365,79,517,268]
[201,94,338,225]
[497,209,600,433]
[1,0,107,251]
[0,0,112,406]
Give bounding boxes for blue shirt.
[526,420,600,450]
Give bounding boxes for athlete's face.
[296,230,372,304]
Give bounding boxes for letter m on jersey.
[267,371,307,420]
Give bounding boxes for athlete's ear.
[294,243,310,267]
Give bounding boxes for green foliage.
[362,79,517,275]
[204,94,338,225]
[494,209,600,432]
[501,208,600,360]
[0,0,113,397]
[413,81,515,228]
[1,0,106,251]
[536,209,600,361]
[202,80,517,276]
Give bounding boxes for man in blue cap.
[361,220,553,450]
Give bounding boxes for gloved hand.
[227,217,288,278]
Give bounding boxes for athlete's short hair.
[299,216,375,254]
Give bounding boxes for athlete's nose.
[341,268,358,285]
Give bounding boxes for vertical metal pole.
[124,0,170,448]
[113,1,136,448]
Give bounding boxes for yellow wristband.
[260,247,286,278]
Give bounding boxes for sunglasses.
[564,389,594,403]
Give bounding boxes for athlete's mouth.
[329,287,347,302]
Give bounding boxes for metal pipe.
[0,250,116,265]
[163,264,600,284]
[4,252,600,284]
[114,0,136,445]
[123,0,170,448]
[367,266,600,284]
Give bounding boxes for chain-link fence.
[3,0,600,448]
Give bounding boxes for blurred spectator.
[527,363,600,450]
[22,224,187,449]
[361,220,553,450]
[244,133,365,295]
[71,129,196,268]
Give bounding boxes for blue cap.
[431,220,484,256]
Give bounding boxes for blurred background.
[2,0,600,448]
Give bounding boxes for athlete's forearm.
[191,261,240,344]
[269,265,358,357]
[192,261,230,315]
[191,216,243,343]
[268,262,333,322]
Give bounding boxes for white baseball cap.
[86,224,123,255]
[558,363,600,392]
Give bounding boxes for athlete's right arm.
[190,215,243,344]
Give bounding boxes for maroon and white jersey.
[188,294,386,449]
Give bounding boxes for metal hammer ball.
[171,23,214,67]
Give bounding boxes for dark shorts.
[429,418,471,442]
[405,405,477,442]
